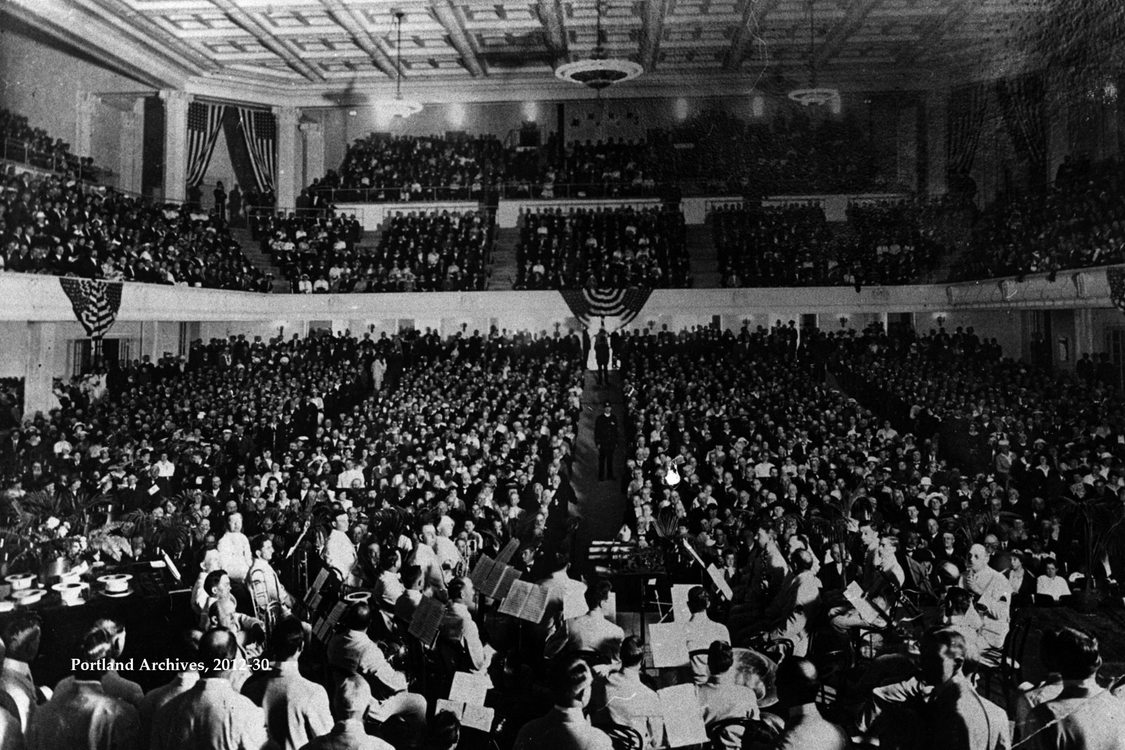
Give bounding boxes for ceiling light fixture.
[555,0,643,90]
[376,11,423,119]
[788,1,841,113]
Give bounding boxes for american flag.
[1108,267,1125,314]
[560,287,652,329]
[238,107,277,192]
[59,278,123,338]
[186,102,226,187]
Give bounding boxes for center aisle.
[569,369,628,576]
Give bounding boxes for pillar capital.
[272,106,299,127]
[158,89,192,106]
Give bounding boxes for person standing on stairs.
[594,330,610,385]
[595,402,618,482]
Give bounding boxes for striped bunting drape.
[186,101,227,187]
[238,107,277,192]
[560,287,653,329]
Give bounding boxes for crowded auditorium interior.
[1,0,1125,749]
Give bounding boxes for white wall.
[0,26,149,174]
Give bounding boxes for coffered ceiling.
[2,0,1061,104]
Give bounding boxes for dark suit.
[594,333,610,384]
[594,411,618,481]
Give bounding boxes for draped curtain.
[995,73,1047,184]
[220,108,260,193]
[237,107,277,192]
[186,101,226,187]
[946,82,990,175]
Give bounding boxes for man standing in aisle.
[594,329,610,386]
[595,403,618,482]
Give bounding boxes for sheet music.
[469,555,491,590]
[449,672,491,706]
[434,699,495,733]
[706,563,734,600]
[658,684,709,747]
[498,579,530,617]
[844,581,881,624]
[494,566,521,601]
[408,595,445,646]
[304,568,329,605]
[460,703,494,732]
[435,698,461,718]
[482,558,507,596]
[498,579,549,622]
[671,584,694,621]
[648,622,689,668]
[496,538,520,564]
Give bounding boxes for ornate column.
[23,323,58,421]
[299,121,325,187]
[159,89,191,203]
[273,106,299,211]
[924,89,947,196]
[118,98,145,193]
[75,91,99,162]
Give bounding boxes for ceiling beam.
[2,0,190,88]
[208,0,325,81]
[535,0,570,65]
[895,0,976,67]
[319,0,397,79]
[813,0,882,69]
[430,0,488,77]
[640,0,675,71]
[75,0,219,76]
[724,0,783,71]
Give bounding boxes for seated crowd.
[1,108,99,181]
[958,155,1125,281]
[515,207,691,289]
[613,323,1125,746]
[506,135,669,200]
[251,209,363,293]
[309,134,506,203]
[711,203,833,287]
[711,198,949,288]
[0,321,1124,749]
[359,210,492,292]
[673,108,885,195]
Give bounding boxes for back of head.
[707,640,734,676]
[341,602,372,631]
[204,569,228,596]
[333,674,373,720]
[424,709,462,750]
[74,626,115,676]
[549,656,593,707]
[199,628,238,676]
[447,576,470,602]
[2,615,41,663]
[791,548,815,573]
[585,580,612,611]
[620,636,644,669]
[1053,627,1102,681]
[775,657,820,707]
[402,564,424,589]
[687,586,710,614]
[269,616,306,661]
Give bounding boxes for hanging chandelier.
[376,12,423,119]
[788,1,841,112]
[555,0,643,90]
